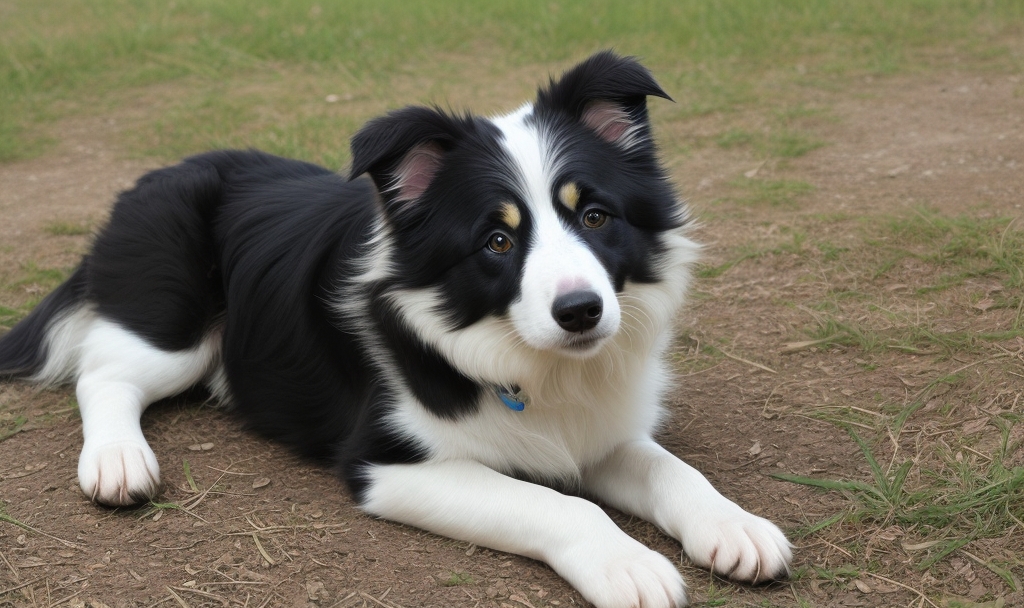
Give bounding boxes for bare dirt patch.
[2,70,1023,607]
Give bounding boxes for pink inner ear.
[581,101,633,144]
[392,142,444,202]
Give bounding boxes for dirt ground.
[1,68,1023,608]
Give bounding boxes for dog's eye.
[582,209,608,229]
[487,232,513,253]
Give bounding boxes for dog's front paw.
[78,440,161,506]
[554,536,687,608]
[681,503,791,583]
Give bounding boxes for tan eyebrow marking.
[500,202,521,230]
[558,182,580,211]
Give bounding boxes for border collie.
[0,52,790,607]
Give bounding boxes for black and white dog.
[0,52,790,607]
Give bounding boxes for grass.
[716,128,825,159]
[776,419,1024,572]
[874,208,1024,290]
[42,220,92,236]
[697,205,1024,356]
[695,200,1024,601]
[0,413,28,443]
[3,1,1024,162]
[729,178,816,208]
[0,264,72,328]
[440,571,475,587]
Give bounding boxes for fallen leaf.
[973,298,996,312]
[252,477,271,489]
[510,595,538,608]
[854,579,873,593]
[902,540,943,551]
[962,418,990,435]
[306,580,329,600]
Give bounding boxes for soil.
[1,68,1023,607]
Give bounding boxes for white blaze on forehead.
[489,105,560,226]
[489,105,576,256]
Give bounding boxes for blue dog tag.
[496,385,526,411]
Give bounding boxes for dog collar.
[495,384,527,411]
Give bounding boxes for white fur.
[30,304,97,386]
[584,440,793,583]
[38,314,222,505]
[361,460,688,608]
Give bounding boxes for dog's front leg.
[361,459,687,608]
[582,439,792,583]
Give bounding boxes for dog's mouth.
[560,331,605,353]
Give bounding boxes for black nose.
[552,290,603,332]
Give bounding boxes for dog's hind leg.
[75,318,219,506]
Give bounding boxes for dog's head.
[350,51,684,359]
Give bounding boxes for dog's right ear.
[349,107,471,216]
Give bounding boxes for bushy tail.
[0,264,88,381]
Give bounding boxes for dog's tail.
[0,264,90,383]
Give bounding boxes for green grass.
[3,0,1023,162]
[803,313,1024,356]
[440,571,475,587]
[728,178,816,208]
[0,413,29,443]
[0,264,72,327]
[715,128,825,158]
[43,220,92,236]
[775,420,1024,574]
[872,207,1024,290]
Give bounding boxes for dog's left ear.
[349,106,472,215]
[536,50,671,149]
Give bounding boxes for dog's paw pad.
[78,440,161,506]
[683,508,792,583]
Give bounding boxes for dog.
[0,51,791,607]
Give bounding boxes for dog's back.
[0,150,382,458]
